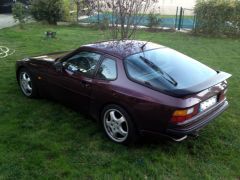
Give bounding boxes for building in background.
[0,0,197,15]
[0,0,29,14]
[156,0,197,15]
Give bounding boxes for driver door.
[47,51,102,111]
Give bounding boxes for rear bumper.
[166,100,229,136]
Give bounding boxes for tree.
[73,0,81,22]
[106,0,158,40]
[12,2,29,28]
[73,0,97,22]
[147,12,161,30]
[30,0,64,25]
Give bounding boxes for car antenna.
[140,35,155,54]
[140,41,149,58]
[141,41,148,51]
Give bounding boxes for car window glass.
[125,48,217,90]
[62,52,101,76]
[96,58,117,80]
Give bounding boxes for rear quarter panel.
[90,58,228,133]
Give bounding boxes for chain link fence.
[79,5,196,30]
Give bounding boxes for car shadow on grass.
[17,93,200,153]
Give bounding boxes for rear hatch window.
[125,48,217,92]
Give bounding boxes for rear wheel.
[101,105,138,145]
[18,68,38,98]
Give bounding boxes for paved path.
[0,14,18,29]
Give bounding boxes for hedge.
[194,0,240,37]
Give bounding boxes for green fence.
[175,7,196,30]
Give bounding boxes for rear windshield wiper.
[139,56,178,86]
[143,81,153,87]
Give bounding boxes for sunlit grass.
[0,23,239,178]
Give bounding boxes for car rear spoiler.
[169,71,232,97]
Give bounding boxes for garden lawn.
[0,23,239,179]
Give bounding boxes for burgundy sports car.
[16,40,231,144]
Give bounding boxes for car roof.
[82,40,165,59]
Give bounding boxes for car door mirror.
[54,61,63,72]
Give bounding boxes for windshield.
[125,48,217,90]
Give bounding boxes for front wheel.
[18,68,38,98]
[101,105,138,145]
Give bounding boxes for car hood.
[31,51,70,61]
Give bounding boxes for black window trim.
[94,54,118,81]
[122,48,224,98]
[123,49,169,94]
[61,50,103,79]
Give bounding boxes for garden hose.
[0,46,15,59]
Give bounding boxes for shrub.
[147,13,161,30]
[62,0,71,22]
[194,0,240,37]
[12,2,28,28]
[30,0,64,25]
[98,16,109,30]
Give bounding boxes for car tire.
[18,68,38,98]
[101,105,138,145]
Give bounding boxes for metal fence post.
[181,8,185,29]
[193,14,197,31]
[178,7,183,30]
[175,6,179,29]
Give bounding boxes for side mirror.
[54,61,63,72]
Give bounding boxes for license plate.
[200,96,217,112]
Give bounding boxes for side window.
[62,51,101,76]
[96,58,117,80]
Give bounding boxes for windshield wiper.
[139,56,178,86]
[143,81,153,87]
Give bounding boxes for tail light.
[171,105,199,124]
[219,89,227,101]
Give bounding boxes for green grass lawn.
[0,23,239,179]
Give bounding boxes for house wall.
[154,0,197,15]
[69,0,197,16]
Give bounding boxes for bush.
[30,0,64,25]
[62,0,71,22]
[147,13,161,30]
[12,2,28,28]
[194,0,240,37]
[98,16,109,30]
